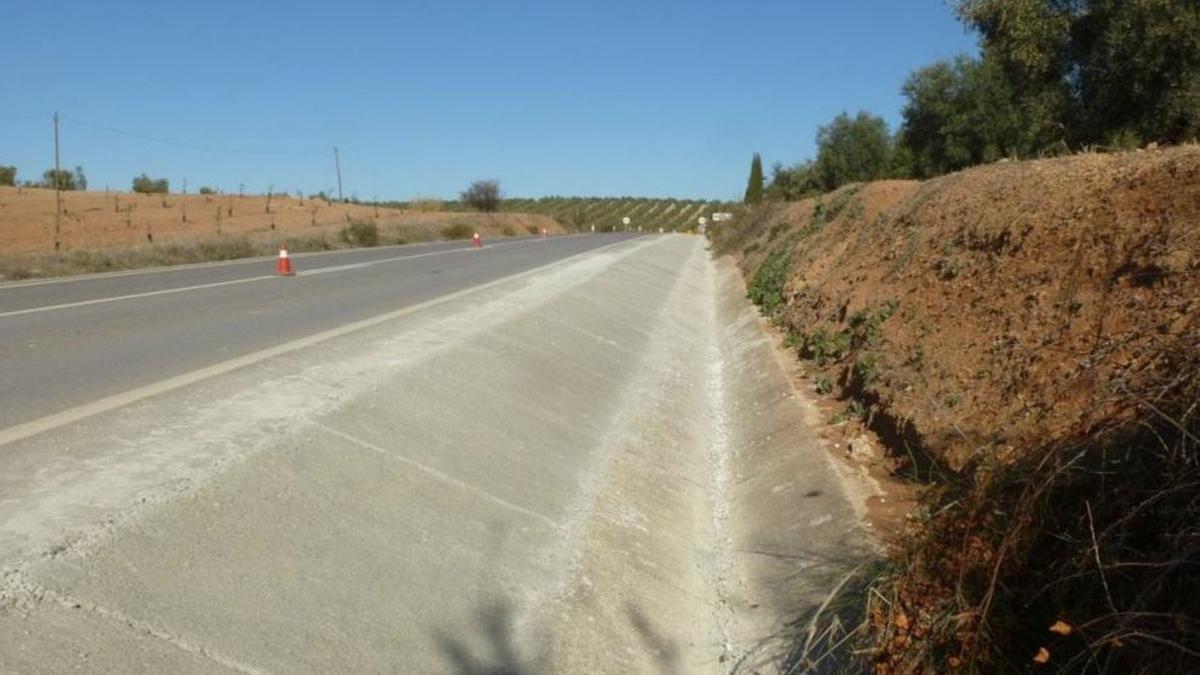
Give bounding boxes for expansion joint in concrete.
[3,570,266,674]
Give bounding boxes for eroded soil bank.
[717,146,1200,673]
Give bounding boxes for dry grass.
[0,193,568,280]
[407,197,445,212]
[785,361,1200,674]
[0,221,429,280]
[441,223,475,240]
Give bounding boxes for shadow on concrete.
[434,529,875,674]
[626,603,683,675]
[435,598,689,675]
[729,528,879,675]
[435,600,533,675]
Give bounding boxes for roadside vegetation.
[724,2,1200,670]
[338,219,379,247]
[460,179,502,212]
[0,228,391,280]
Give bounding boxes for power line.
[9,111,359,197]
[60,115,327,157]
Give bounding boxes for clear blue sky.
[2,1,977,202]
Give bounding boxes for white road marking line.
[0,236,643,448]
[313,422,560,530]
[0,239,474,290]
[0,275,277,318]
[293,238,525,276]
[0,235,580,318]
[0,232,594,290]
[297,262,373,275]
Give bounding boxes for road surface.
[0,234,637,434]
[0,234,868,673]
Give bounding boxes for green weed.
[339,220,379,247]
[747,245,793,319]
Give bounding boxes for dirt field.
[0,187,566,255]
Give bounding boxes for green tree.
[0,165,15,187]
[955,0,1200,146]
[899,56,1024,177]
[73,166,88,191]
[41,169,77,190]
[132,174,170,194]
[815,112,894,190]
[765,160,822,201]
[1072,0,1200,144]
[743,153,764,205]
[955,0,1074,151]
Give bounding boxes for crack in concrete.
[1,570,267,674]
[311,420,562,530]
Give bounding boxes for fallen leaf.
[1033,647,1050,664]
[1049,620,1073,636]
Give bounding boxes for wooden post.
[334,146,344,203]
[53,111,61,251]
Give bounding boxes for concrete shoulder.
[715,256,875,670]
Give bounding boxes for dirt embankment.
[0,188,567,279]
[725,148,1198,471]
[718,146,1200,673]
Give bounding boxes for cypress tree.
[744,153,764,205]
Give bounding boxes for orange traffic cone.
[472,232,483,248]
[276,243,295,276]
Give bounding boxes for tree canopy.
[815,112,894,190]
[955,0,1200,147]
[132,174,170,194]
[42,169,78,191]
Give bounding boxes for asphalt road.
[0,234,868,673]
[0,233,637,432]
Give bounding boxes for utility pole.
[53,111,62,251]
[333,146,344,203]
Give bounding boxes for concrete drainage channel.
[0,235,870,673]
